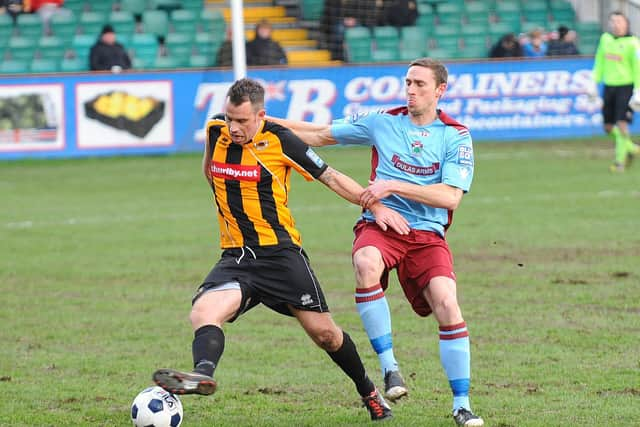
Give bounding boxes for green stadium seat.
[109,11,137,37]
[71,33,96,59]
[64,0,88,14]
[130,33,159,60]
[464,1,491,25]
[521,22,547,34]
[458,44,488,59]
[79,11,108,37]
[49,12,78,43]
[371,48,399,63]
[436,2,463,25]
[181,0,204,13]
[59,56,87,72]
[400,26,429,52]
[153,54,182,69]
[415,13,435,36]
[373,26,399,51]
[189,53,215,68]
[170,9,198,34]
[142,10,170,37]
[488,21,518,43]
[399,45,425,61]
[37,36,68,60]
[165,32,194,62]
[30,58,60,73]
[301,0,324,21]
[88,1,115,14]
[149,0,182,13]
[0,59,29,73]
[16,13,44,38]
[199,9,226,34]
[425,47,452,60]
[575,21,602,36]
[132,56,153,69]
[121,0,148,16]
[344,26,372,62]
[195,32,222,56]
[8,36,36,61]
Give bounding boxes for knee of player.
[431,294,461,316]
[352,249,384,277]
[312,327,342,352]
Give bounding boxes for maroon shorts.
[352,221,456,317]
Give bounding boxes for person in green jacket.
[588,11,640,172]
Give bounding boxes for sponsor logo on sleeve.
[305,147,325,168]
[458,145,473,166]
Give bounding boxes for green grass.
[1,140,639,426]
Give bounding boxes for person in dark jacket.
[215,26,233,67]
[489,32,523,58]
[547,25,580,56]
[245,19,287,66]
[89,24,132,72]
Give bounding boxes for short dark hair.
[408,57,448,85]
[226,78,265,111]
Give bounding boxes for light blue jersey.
[332,107,474,236]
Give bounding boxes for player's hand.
[368,202,410,235]
[629,89,640,111]
[360,179,393,209]
[586,81,600,102]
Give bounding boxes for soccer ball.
[131,386,183,427]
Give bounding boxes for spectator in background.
[89,24,132,72]
[489,33,523,58]
[320,0,383,61]
[1,0,24,24]
[246,19,287,66]
[547,25,579,56]
[215,26,233,67]
[382,0,417,27]
[522,29,548,57]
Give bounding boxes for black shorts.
[193,245,330,321]
[602,84,634,125]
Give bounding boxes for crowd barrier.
[0,56,624,160]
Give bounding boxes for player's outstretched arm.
[266,116,337,147]
[361,179,464,211]
[318,167,409,235]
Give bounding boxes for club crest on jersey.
[410,141,423,157]
[305,148,325,168]
[253,140,269,150]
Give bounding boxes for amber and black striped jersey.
[205,117,329,249]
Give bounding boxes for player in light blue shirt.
[270,58,483,427]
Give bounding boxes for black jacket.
[246,36,287,66]
[89,41,132,71]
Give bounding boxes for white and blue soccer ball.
[131,386,183,427]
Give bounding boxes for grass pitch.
[1,139,638,426]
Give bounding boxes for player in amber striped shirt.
[153,78,410,422]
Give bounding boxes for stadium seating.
[109,11,137,37]
[436,2,464,25]
[37,36,68,60]
[8,36,36,61]
[0,59,29,74]
[142,10,170,38]
[170,9,199,34]
[71,34,95,60]
[59,56,87,72]
[121,0,147,16]
[79,11,108,37]
[373,26,400,51]
[30,58,60,73]
[344,26,372,63]
[16,13,44,38]
[300,0,324,21]
[49,13,78,44]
